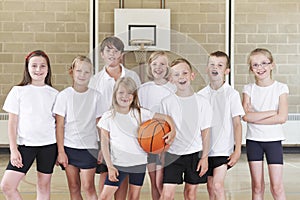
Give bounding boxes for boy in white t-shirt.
[198,51,244,200]
[88,36,141,199]
[160,58,212,200]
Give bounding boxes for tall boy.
[160,58,212,200]
[198,51,244,200]
[89,36,141,200]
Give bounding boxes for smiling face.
[150,55,169,81]
[101,45,123,67]
[170,61,195,92]
[115,83,134,111]
[28,56,48,86]
[72,60,92,87]
[249,53,274,81]
[207,56,229,83]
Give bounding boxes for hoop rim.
[129,39,154,46]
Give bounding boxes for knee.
[270,183,284,196]
[213,182,225,194]
[68,182,81,194]
[184,188,196,200]
[160,191,174,200]
[0,181,9,194]
[252,182,265,194]
[82,183,96,194]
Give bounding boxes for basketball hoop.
[130,39,154,64]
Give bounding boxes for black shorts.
[64,147,98,169]
[163,151,207,185]
[6,143,57,174]
[246,140,283,165]
[96,163,108,174]
[104,164,146,186]
[207,156,230,176]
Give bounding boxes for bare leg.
[0,170,25,200]
[65,165,83,200]
[80,168,98,200]
[268,164,286,200]
[249,161,264,200]
[36,171,52,200]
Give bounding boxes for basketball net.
[130,39,153,65]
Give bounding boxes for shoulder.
[197,85,209,95]
[242,83,254,93]
[274,81,289,94]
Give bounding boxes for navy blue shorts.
[163,151,207,184]
[64,147,98,169]
[6,143,57,174]
[246,140,283,165]
[104,164,146,186]
[207,156,230,176]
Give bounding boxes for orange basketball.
[138,119,171,154]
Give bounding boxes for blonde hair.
[147,51,170,80]
[247,48,274,79]
[111,77,141,121]
[69,55,92,75]
[247,48,274,70]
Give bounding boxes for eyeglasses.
[251,62,271,69]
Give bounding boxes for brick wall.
[1,0,299,112]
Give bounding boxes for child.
[53,56,105,200]
[242,48,288,200]
[98,77,175,200]
[198,51,244,200]
[138,51,176,200]
[0,50,58,200]
[160,58,212,200]
[88,36,141,199]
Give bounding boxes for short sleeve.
[199,98,213,130]
[97,111,112,132]
[279,83,289,95]
[3,86,19,115]
[230,90,245,118]
[52,91,67,117]
[242,84,252,96]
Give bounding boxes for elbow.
[277,115,288,124]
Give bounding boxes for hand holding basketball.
[138,119,171,154]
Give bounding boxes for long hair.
[18,50,52,86]
[147,51,170,80]
[111,77,141,122]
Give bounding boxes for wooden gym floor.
[0,151,300,199]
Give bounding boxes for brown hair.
[18,50,52,86]
[170,57,193,71]
[209,51,230,69]
[100,36,124,53]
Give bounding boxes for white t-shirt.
[160,93,212,155]
[53,87,105,149]
[198,82,245,156]
[89,64,141,111]
[138,81,176,113]
[3,84,58,146]
[243,81,289,142]
[98,108,154,167]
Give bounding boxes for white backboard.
[114,9,170,51]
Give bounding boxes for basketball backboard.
[114,9,170,51]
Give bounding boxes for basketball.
[137,119,171,154]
